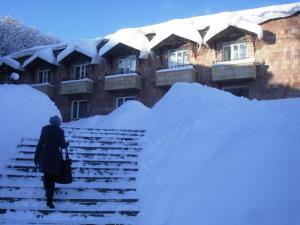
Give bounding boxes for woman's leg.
[43,173,56,208]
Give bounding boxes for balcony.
[60,78,94,95]
[31,82,54,98]
[212,58,257,82]
[104,73,142,91]
[156,65,196,86]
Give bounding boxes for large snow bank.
[138,83,300,225]
[0,85,61,169]
[57,38,102,64]
[63,100,149,129]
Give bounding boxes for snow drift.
[138,83,300,225]
[0,85,61,169]
[63,100,149,130]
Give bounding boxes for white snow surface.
[99,29,150,59]
[137,83,300,225]
[105,73,138,79]
[63,100,150,129]
[23,48,57,68]
[0,56,22,71]
[57,38,102,64]
[140,2,299,44]
[0,84,61,169]
[10,42,66,59]
[149,20,202,49]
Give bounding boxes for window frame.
[73,63,91,80]
[37,69,50,83]
[116,96,135,108]
[71,100,88,120]
[167,48,190,68]
[222,42,247,62]
[117,55,137,74]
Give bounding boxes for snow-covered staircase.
[0,127,145,225]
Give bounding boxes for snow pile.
[23,48,57,68]
[63,100,149,129]
[57,38,102,64]
[140,2,299,45]
[0,85,61,169]
[149,20,202,49]
[10,43,66,59]
[99,29,150,59]
[0,56,23,71]
[202,12,263,43]
[138,83,300,225]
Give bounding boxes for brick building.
[0,3,299,121]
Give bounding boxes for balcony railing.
[212,58,256,82]
[104,73,142,91]
[60,78,94,95]
[156,64,196,86]
[31,82,54,98]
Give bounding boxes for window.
[118,55,136,74]
[38,70,50,83]
[74,64,91,80]
[116,96,135,108]
[168,49,189,68]
[224,87,249,98]
[71,100,88,120]
[223,42,247,61]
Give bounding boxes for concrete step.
[6,165,138,176]
[17,146,142,155]
[0,186,136,199]
[62,127,145,134]
[0,174,136,183]
[16,151,138,161]
[17,144,143,152]
[0,196,138,211]
[0,208,138,223]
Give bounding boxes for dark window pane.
[117,98,123,107]
[223,46,231,61]
[85,65,91,78]
[38,72,43,83]
[74,66,80,79]
[226,87,249,98]
[79,101,88,118]
[72,102,78,119]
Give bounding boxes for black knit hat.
[49,115,61,126]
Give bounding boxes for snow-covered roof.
[57,38,102,64]
[99,29,150,59]
[10,42,67,59]
[23,48,57,68]
[4,2,300,65]
[148,20,202,49]
[0,56,23,71]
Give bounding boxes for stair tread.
[0,128,144,224]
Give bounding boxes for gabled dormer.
[151,34,198,87]
[209,26,258,82]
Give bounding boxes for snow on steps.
[0,127,145,225]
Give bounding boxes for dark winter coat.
[34,125,68,175]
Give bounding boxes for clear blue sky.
[0,0,298,41]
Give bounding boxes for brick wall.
[10,12,300,121]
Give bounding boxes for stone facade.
[1,13,299,121]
